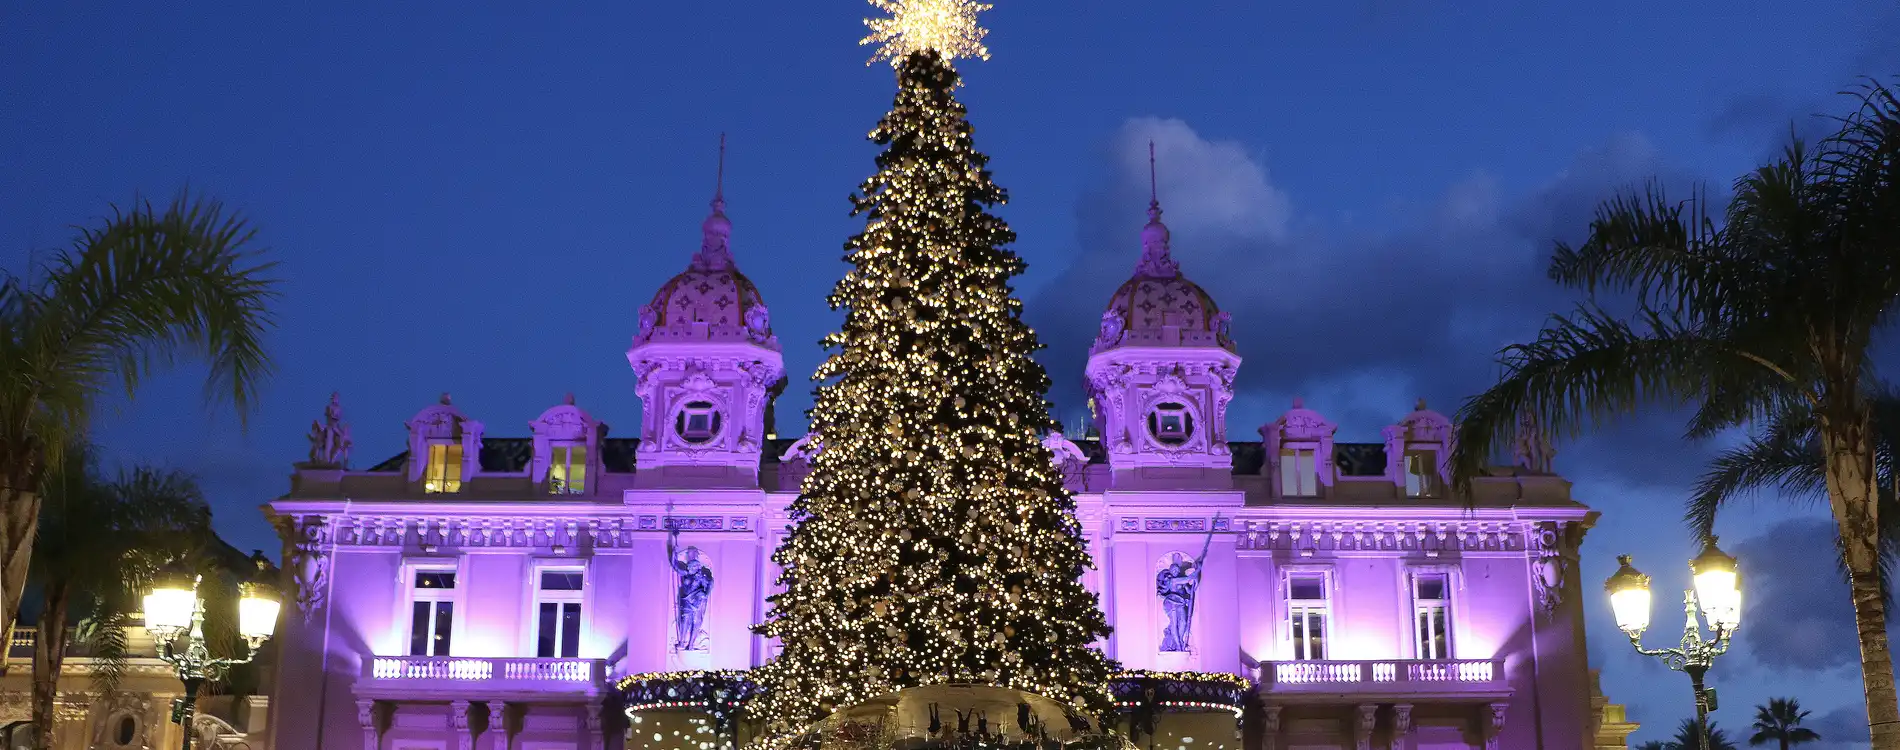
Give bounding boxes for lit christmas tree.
[750,0,1115,734]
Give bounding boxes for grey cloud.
[1028,118,1716,487]
[1808,703,1873,750]
[1729,519,1900,673]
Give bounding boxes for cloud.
[1728,519,1900,674]
[1028,117,1717,486]
[1808,703,1872,750]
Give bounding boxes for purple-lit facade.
[262,190,1627,750]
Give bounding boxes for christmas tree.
[750,0,1115,734]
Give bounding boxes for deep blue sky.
[4,2,1896,745]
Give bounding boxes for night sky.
[4,2,1897,746]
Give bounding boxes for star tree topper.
[861,0,992,66]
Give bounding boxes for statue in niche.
[304,392,352,468]
[1156,550,1206,652]
[668,529,714,651]
[1513,411,1557,474]
[1098,309,1125,348]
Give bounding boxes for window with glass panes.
[1413,573,1451,659]
[548,445,587,495]
[408,569,456,656]
[1279,447,1318,497]
[1403,448,1442,498]
[535,569,584,658]
[423,443,463,494]
[1287,575,1329,661]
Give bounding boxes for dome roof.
[1092,201,1232,353]
[633,192,780,351]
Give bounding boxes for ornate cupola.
[1084,144,1242,486]
[627,138,788,487]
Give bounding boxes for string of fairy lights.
[745,0,1115,738]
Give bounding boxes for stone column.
[1483,703,1508,750]
[355,699,379,750]
[1354,704,1377,750]
[484,701,508,750]
[1258,706,1281,750]
[451,699,472,750]
[1391,704,1413,750]
[586,696,606,748]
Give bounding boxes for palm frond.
[1548,183,1730,318]
[1685,405,1825,537]
[16,191,278,450]
[1451,304,1771,489]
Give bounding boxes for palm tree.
[0,192,276,669]
[26,446,212,750]
[1672,719,1742,750]
[1449,80,1900,747]
[1686,390,1900,601]
[1749,698,1823,748]
[1638,742,1670,750]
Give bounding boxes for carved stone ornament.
[781,432,822,464]
[1513,411,1557,474]
[1530,521,1577,617]
[1042,430,1088,473]
[1097,309,1126,350]
[1484,703,1508,750]
[638,304,658,341]
[304,391,353,468]
[279,515,333,623]
[1354,704,1377,750]
[744,303,772,344]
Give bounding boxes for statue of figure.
[668,530,714,651]
[1513,411,1557,474]
[781,432,822,464]
[744,303,771,342]
[638,304,658,340]
[1098,310,1125,348]
[1156,552,1205,652]
[305,392,353,468]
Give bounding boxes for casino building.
[262,181,1637,750]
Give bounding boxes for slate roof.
[363,436,1390,477]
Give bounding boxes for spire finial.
[1148,139,1159,209]
[695,134,736,271]
[715,132,727,207]
[1135,140,1177,277]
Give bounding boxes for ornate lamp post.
[1604,536,1743,750]
[143,568,281,750]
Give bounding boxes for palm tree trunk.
[29,583,71,750]
[0,484,42,678]
[1821,420,1900,749]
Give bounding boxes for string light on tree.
[861,0,993,66]
[750,0,1114,737]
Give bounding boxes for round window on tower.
[674,401,724,444]
[1146,402,1194,446]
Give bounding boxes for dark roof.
[363,436,1393,478]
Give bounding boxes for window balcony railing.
[1259,659,1507,696]
[359,656,608,698]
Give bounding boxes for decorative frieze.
[294,513,760,550]
[1235,519,1530,554]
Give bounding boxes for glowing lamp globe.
[143,570,199,639]
[1604,554,1652,636]
[1690,535,1741,631]
[238,582,282,643]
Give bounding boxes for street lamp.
[143,568,280,750]
[1604,536,1742,750]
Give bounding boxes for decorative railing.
[1261,659,1504,690]
[6,627,33,658]
[364,656,605,685]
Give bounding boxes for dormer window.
[1279,447,1318,497]
[1147,402,1193,445]
[548,445,586,495]
[1404,449,1442,498]
[676,401,722,443]
[423,443,463,494]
